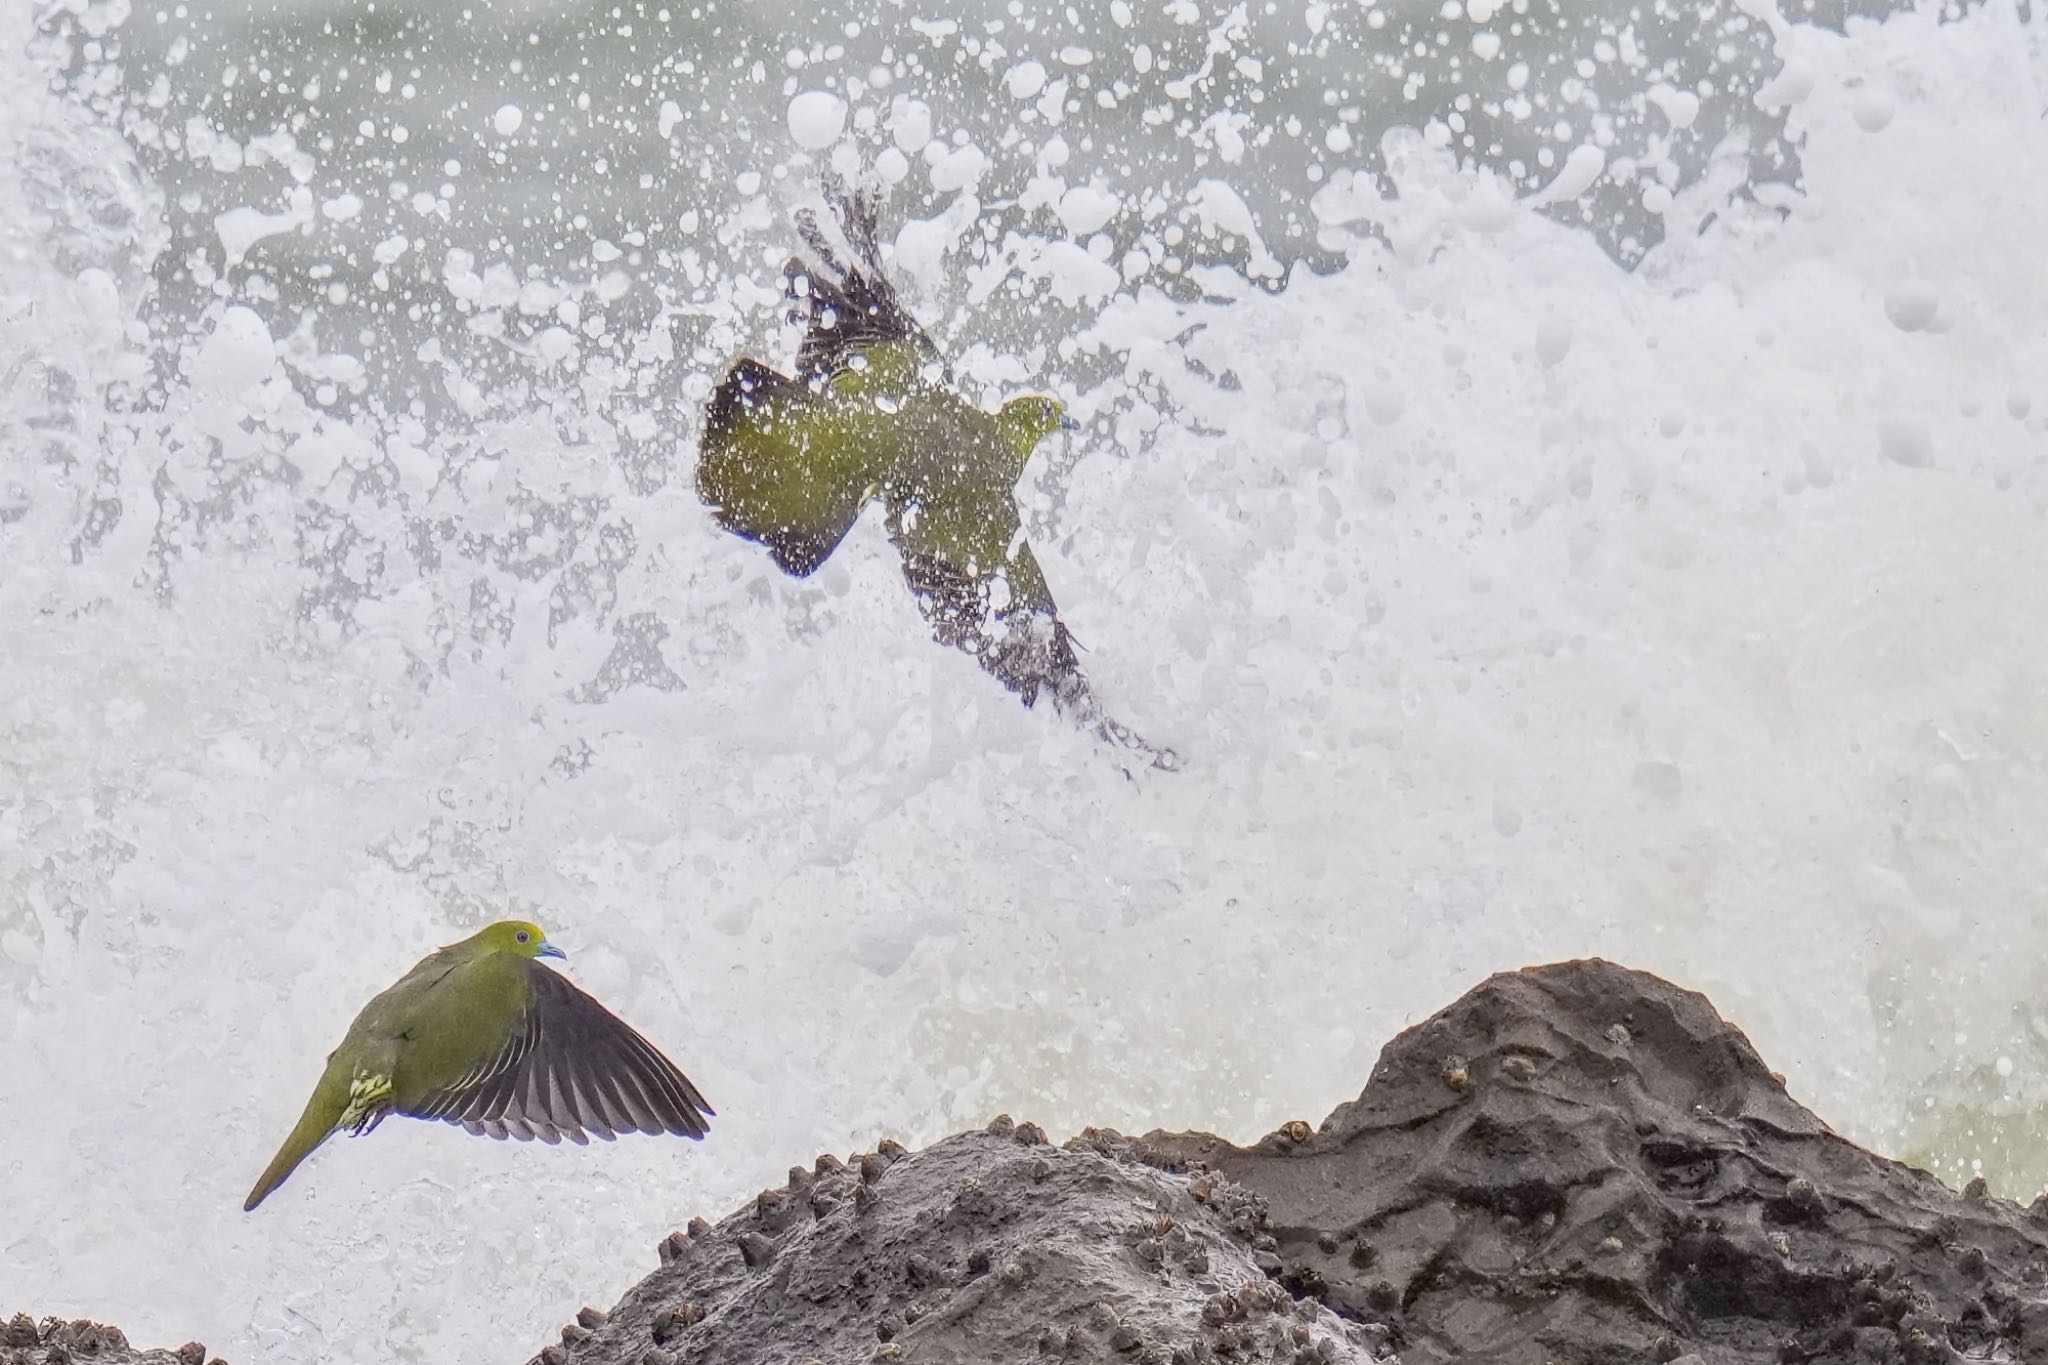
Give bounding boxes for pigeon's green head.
[997,394,1081,460]
[477,919,567,961]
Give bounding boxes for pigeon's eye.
[516,930,530,943]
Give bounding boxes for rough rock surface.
[540,961,2048,1365]
[0,1315,221,1365]
[533,1122,1381,1365]
[1148,959,2048,1363]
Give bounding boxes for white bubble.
[1754,58,1815,111]
[1646,84,1700,130]
[1005,61,1048,99]
[1529,145,1606,205]
[73,268,121,322]
[1535,316,1574,367]
[786,90,847,150]
[492,103,523,136]
[533,326,577,367]
[1884,279,1939,332]
[889,98,932,154]
[1877,416,1934,467]
[1057,185,1121,237]
[190,305,275,395]
[1854,88,1896,133]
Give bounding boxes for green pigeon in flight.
[696,181,1170,767]
[245,920,712,1210]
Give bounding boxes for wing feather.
[402,961,714,1146]
[696,357,878,577]
[788,178,943,383]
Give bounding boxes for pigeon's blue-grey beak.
[1059,412,1082,432]
[538,942,567,961]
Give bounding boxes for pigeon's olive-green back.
[697,339,1040,594]
[341,942,535,1108]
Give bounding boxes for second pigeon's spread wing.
[695,181,952,578]
[403,963,713,1145]
[697,356,888,576]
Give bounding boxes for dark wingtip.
[701,357,787,446]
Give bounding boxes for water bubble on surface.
[1884,279,1939,333]
[787,91,848,151]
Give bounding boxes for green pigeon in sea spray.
[245,920,712,1210]
[696,178,1171,767]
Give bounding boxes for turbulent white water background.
[5,0,2048,1359]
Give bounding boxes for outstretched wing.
[697,356,878,575]
[696,182,940,577]
[787,178,944,383]
[403,962,713,1145]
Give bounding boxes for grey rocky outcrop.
[0,1316,221,1365]
[537,960,2048,1364]
[532,1122,1379,1365]
[1149,958,2048,1362]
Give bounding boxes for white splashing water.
[5,1,2048,1361]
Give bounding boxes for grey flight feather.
[403,961,714,1146]
[786,177,944,383]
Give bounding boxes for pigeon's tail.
[784,177,935,381]
[245,1057,350,1211]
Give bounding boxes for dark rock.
[1144,959,2048,1363]
[534,959,2048,1365]
[0,1318,193,1365]
[533,1127,1375,1364]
